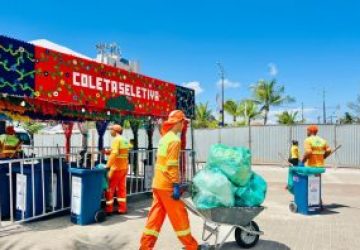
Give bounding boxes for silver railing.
[0,149,196,231]
[0,155,72,231]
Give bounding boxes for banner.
[0,35,195,119]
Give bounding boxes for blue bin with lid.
[70,167,105,225]
[293,173,322,215]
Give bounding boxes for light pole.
[216,62,225,127]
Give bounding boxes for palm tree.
[348,94,360,117]
[251,79,295,125]
[224,100,242,123]
[276,111,299,125]
[239,100,261,125]
[340,112,354,124]
[194,102,217,128]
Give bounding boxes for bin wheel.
[289,202,297,213]
[235,221,260,248]
[95,210,106,223]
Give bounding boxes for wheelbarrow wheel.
[95,210,106,223]
[235,221,260,248]
[289,202,297,213]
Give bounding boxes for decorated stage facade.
[0,35,195,122]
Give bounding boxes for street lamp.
[216,62,225,127]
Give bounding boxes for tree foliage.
[251,79,295,125]
[224,100,242,123]
[193,102,218,129]
[276,111,299,125]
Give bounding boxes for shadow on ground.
[0,197,152,237]
[220,239,290,250]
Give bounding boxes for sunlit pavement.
[1,166,359,250]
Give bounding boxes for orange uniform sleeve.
[165,141,181,184]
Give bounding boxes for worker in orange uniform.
[140,110,199,250]
[301,125,332,167]
[103,124,130,215]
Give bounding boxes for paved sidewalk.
[0,166,359,250]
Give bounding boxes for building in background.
[30,39,140,73]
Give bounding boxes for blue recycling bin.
[43,158,71,210]
[0,163,12,219]
[293,173,322,215]
[70,167,105,225]
[12,162,45,220]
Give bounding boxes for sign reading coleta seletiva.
[0,35,195,120]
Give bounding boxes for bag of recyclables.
[235,172,267,207]
[192,168,235,209]
[207,144,252,187]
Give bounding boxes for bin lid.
[69,167,105,175]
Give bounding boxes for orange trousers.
[105,169,127,213]
[140,189,198,250]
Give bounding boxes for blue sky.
[1,0,360,123]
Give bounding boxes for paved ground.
[0,166,359,250]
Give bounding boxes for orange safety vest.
[152,131,181,191]
[304,135,329,167]
[107,135,130,171]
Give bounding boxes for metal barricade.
[0,155,73,231]
[0,149,197,232]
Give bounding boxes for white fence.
[33,128,193,150]
[193,125,360,168]
[33,125,360,167]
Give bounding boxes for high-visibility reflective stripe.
[116,154,128,159]
[167,160,179,166]
[117,197,126,202]
[312,150,325,155]
[176,228,191,237]
[106,200,114,205]
[143,228,159,237]
[156,165,167,172]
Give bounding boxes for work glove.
[172,183,189,200]
[172,183,183,200]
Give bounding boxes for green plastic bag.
[95,163,109,190]
[192,168,235,209]
[207,144,252,187]
[235,172,267,207]
[287,166,326,194]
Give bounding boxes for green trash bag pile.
[192,144,267,209]
[287,166,326,194]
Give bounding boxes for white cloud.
[183,81,203,95]
[268,108,317,116]
[216,79,240,89]
[268,63,278,77]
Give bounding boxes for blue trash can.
[293,173,322,215]
[12,162,45,220]
[0,163,11,219]
[70,168,105,225]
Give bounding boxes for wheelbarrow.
[182,198,264,249]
